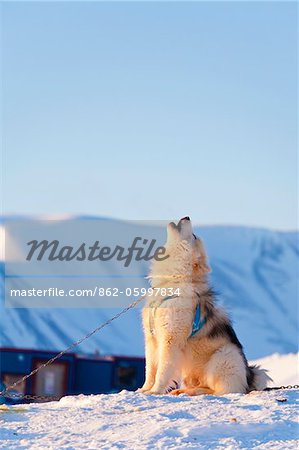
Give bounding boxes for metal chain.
[264,385,299,391]
[2,392,60,402]
[0,294,146,401]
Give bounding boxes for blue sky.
[2,2,298,230]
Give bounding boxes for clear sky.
[2,1,298,230]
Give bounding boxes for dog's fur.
[138,217,271,396]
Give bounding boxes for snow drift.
[1,385,298,449]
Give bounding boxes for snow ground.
[0,353,298,450]
[0,389,298,449]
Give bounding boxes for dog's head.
[150,217,210,286]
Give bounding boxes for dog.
[137,217,271,396]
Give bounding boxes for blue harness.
[150,294,206,338]
[190,303,206,337]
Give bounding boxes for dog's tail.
[248,365,273,391]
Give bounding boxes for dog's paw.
[136,387,151,393]
[169,389,187,396]
[144,389,164,395]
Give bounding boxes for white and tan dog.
[138,217,271,396]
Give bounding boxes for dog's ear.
[193,239,211,274]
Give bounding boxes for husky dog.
[138,217,271,396]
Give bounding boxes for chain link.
[0,295,146,402]
[2,392,60,402]
[264,385,299,391]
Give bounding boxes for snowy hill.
[0,219,298,360]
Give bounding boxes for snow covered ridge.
[249,353,299,387]
[1,388,298,449]
[0,217,298,359]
